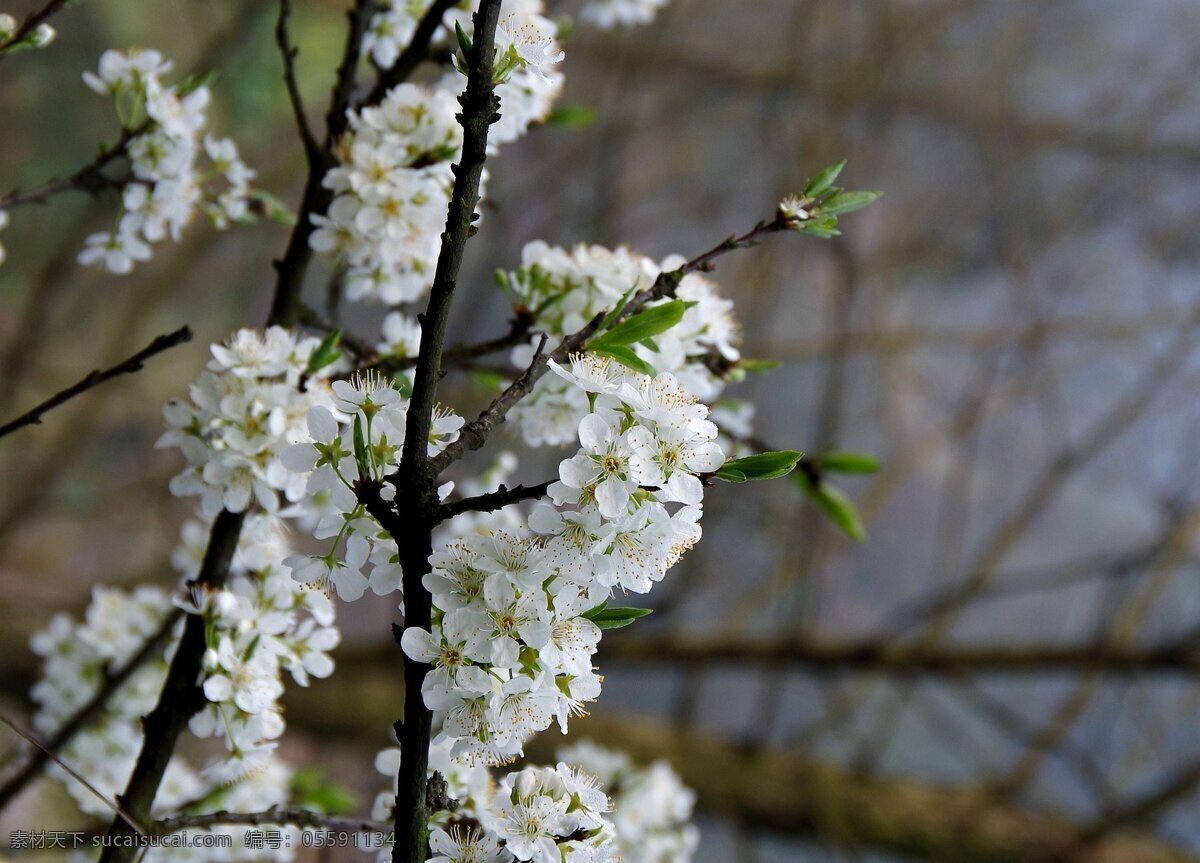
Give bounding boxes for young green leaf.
[598,282,641,331]
[803,159,846,198]
[591,300,688,349]
[815,451,881,475]
[815,190,882,217]
[582,604,653,630]
[714,450,804,483]
[739,358,782,374]
[592,345,655,376]
[306,330,343,374]
[794,472,867,541]
[546,105,597,129]
[352,415,370,474]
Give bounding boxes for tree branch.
[0,121,148,210]
[600,633,1200,676]
[0,610,183,812]
[361,0,459,109]
[98,510,244,863]
[436,479,553,522]
[275,0,321,167]
[524,714,1197,863]
[0,0,69,61]
[0,325,192,441]
[152,807,388,836]
[427,214,793,476]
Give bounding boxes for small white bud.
[0,14,16,40]
[32,23,55,47]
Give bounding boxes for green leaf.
[247,190,298,226]
[739,358,781,374]
[454,19,473,56]
[714,450,804,483]
[470,369,508,393]
[598,282,641,330]
[815,451,881,475]
[802,159,846,197]
[591,300,688,349]
[290,767,357,815]
[799,216,841,239]
[306,330,342,374]
[546,105,597,129]
[582,603,653,630]
[794,472,867,541]
[815,190,881,217]
[352,414,370,474]
[592,345,655,376]
[178,69,217,96]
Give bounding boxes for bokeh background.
[4,0,1200,860]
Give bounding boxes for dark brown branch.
[268,0,375,328]
[524,715,1196,863]
[0,0,69,61]
[371,4,504,862]
[601,633,1200,676]
[436,479,553,522]
[0,122,148,210]
[361,0,460,108]
[0,609,183,812]
[0,325,192,440]
[427,215,793,476]
[275,0,321,167]
[99,510,245,863]
[152,808,388,836]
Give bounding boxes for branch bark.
[376,4,503,861]
[0,326,192,441]
[524,714,1198,863]
[98,509,244,862]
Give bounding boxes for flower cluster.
[369,748,618,863]
[158,326,334,518]
[503,241,743,446]
[487,764,615,863]
[281,371,464,602]
[184,513,341,781]
[310,83,461,305]
[559,741,698,863]
[399,362,723,765]
[29,587,298,861]
[314,0,563,305]
[579,0,670,30]
[77,48,254,274]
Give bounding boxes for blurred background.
[4,0,1200,860]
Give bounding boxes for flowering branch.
[0,325,192,441]
[427,213,797,476]
[98,510,245,863]
[274,0,320,167]
[361,0,459,108]
[0,121,147,210]
[0,0,66,61]
[0,609,182,812]
[151,808,389,836]
[268,0,374,327]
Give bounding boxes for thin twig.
[436,479,553,522]
[0,610,183,811]
[0,122,148,210]
[0,0,70,61]
[427,215,793,476]
[361,0,459,109]
[0,325,192,441]
[275,0,321,167]
[152,808,388,836]
[0,712,144,834]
